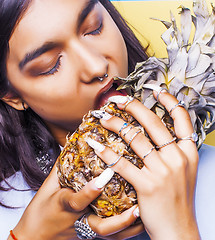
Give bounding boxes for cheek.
[18,79,92,122]
[105,19,128,76]
[114,33,128,76]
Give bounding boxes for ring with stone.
[169,101,186,116]
[74,214,97,239]
[118,122,129,136]
[177,132,198,143]
[122,126,134,138]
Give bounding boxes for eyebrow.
[19,0,98,70]
[19,42,60,70]
[77,0,98,31]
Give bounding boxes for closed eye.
[85,21,103,36]
[39,55,62,76]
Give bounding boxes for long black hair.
[0,0,148,207]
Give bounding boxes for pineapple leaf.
[116,0,215,148]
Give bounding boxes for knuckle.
[94,223,108,236]
[173,157,188,172]
[69,199,83,211]
[144,181,158,195]
[81,186,95,199]
[122,218,134,229]
[159,166,171,180]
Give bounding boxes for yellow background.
[113,0,215,146]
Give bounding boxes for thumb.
[60,168,115,212]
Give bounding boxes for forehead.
[9,0,95,62]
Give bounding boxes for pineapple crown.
[116,0,215,149]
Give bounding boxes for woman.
[0,0,213,239]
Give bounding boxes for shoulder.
[195,144,215,240]
[0,171,36,209]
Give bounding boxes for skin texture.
[6,0,128,146]
[4,0,200,239]
[95,92,200,240]
[6,0,143,239]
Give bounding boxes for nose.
[71,41,108,83]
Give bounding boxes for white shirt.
[1,144,215,240]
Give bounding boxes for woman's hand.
[10,161,144,240]
[87,91,200,240]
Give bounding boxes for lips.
[94,79,127,109]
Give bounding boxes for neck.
[45,122,77,147]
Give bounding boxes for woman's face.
[6,0,128,143]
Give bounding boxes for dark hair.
[0,0,148,207]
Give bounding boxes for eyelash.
[40,55,62,76]
[85,21,103,36]
[38,21,103,76]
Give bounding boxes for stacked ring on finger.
[120,125,144,147]
[74,214,97,239]
[122,126,134,138]
[128,129,142,146]
[118,122,129,136]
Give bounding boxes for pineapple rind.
[57,103,144,217]
[57,0,215,218]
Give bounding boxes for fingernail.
[108,95,128,104]
[133,206,140,218]
[91,110,112,120]
[86,138,105,153]
[143,84,167,93]
[95,168,115,189]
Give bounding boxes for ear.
[1,92,28,111]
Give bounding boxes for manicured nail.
[86,138,105,153]
[143,84,167,93]
[91,110,112,120]
[133,206,140,218]
[95,168,115,189]
[108,95,128,104]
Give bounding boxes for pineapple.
[57,0,215,217]
[57,102,144,217]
